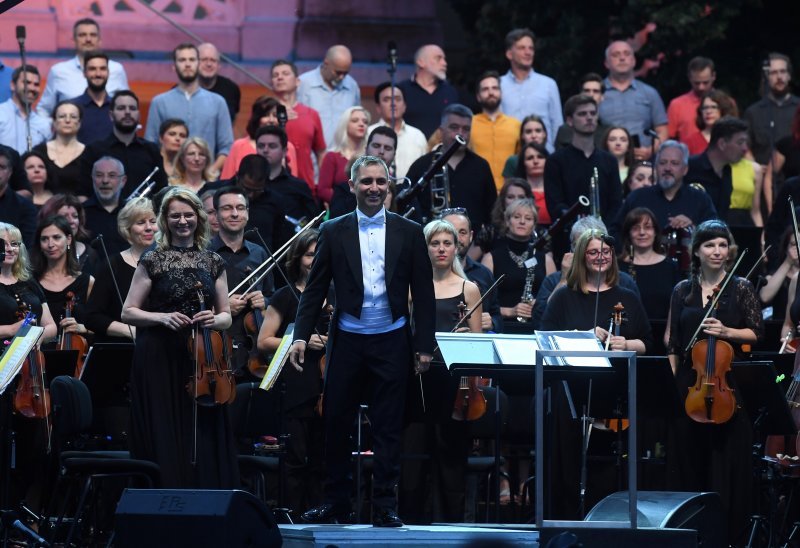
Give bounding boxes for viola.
[13,306,51,420]
[596,303,630,432]
[451,300,487,421]
[60,291,89,377]
[684,287,736,424]
[186,282,235,406]
[662,225,694,272]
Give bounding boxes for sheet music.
[0,325,45,394]
[259,324,294,391]
[492,338,540,366]
[551,334,610,367]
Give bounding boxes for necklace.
[508,247,530,269]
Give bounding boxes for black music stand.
[41,350,79,385]
[80,344,135,444]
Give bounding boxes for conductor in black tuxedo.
[288,155,436,527]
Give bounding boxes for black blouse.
[0,279,46,327]
[618,257,681,320]
[490,237,547,308]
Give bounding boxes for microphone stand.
[94,235,136,344]
[387,42,398,131]
[15,26,31,153]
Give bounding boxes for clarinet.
[517,266,535,323]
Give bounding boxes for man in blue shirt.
[598,41,668,160]
[72,51,113,145]
[499,28,562,151]
[298,45,361,145]
[145,43,233,174]
[0,60,12,103]
[0,65,51,154]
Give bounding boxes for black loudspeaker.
[585,491,724,547]
[114,489,282,548]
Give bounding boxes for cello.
[60,291,89,377]
[186,282,235,406]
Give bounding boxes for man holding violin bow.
[207,186,270,379]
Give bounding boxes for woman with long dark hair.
[515,142,551,226]
[39,194,99,275]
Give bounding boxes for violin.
[186,282,235,406]
[684,287,736,424]
[596,303,630,432]
[243,308,267,379]
[13,301,51,420]
[60,291,89,377]
[451,300,487,421]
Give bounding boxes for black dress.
[32,143,89,196]
[83,253,135,343]
[40,272,91,326]
[490,237,546,332]
[666,277,763,542]
[128,246,239,489]
[618,257,681,320]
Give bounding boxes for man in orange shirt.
[470,70,521,190]
[667,57,717,143]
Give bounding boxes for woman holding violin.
[31,216,93,357]
[540,228,652,519]
[83,198,156,343]
[0,223,57,513]
[121,187,238,488]
[666,219,762,543]
[401,219,482,523]
[256,228,330,515]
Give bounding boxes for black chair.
[228,382,286,519]
[466,386,509,522]
[44,376,160,546]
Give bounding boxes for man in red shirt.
[667,57,717,143]
[270,59,326,195]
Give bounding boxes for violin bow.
[683,248,748,354]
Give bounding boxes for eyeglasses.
[56,114,80,120]
[5,242,21,249]
[168,213,196,221]
[438,207,468,218]
[218,205,248,213]
[585,248,613,258]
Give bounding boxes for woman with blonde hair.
[168,137,219,194]
[319,106,370,212]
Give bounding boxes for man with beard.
[72,51,114,144]
[82,90,167,200]
[610,140,718,245]
[37,18,129,119]
[0,65,51,153]
[145,43,233,174]
[83,156,129,254]
[299,45,361,145]
[544,94,621,260]
[499,28,562,151]
[397,45,459,139]
[744,53,799,166]
[471,70,521,190]
[404,104,496,230]
[198,43,241,123]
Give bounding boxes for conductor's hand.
[415,352,432,375]
[160,311,192,331]
[288,340,306,372]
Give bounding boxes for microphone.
[387,41,398,73]
[1,511,49,547]
[0,238,5,262]
[15,26,26,46]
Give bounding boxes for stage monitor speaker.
[114,489,282,548]
[585,490,723,547]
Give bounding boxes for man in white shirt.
[367,82,428,178]
[37,18,129,119]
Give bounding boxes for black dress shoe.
[301,503,351,524]
[372,507,403,527]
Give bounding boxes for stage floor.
[279,523,538,547]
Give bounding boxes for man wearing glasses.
[83,156,129,254]
[208,186,269,379]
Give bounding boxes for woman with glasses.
[540,228,652,519]
[169,137,219,194]
[665,220,762,543]
[0,223,57,514]
[33,100,88,196]
[122,187,238,488]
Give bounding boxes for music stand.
[732,361,795,438]
[80,343,134,408]
[42,349,79,385]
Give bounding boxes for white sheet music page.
[0,325,45,394]
[493,338,540,366]
[260,323,295,391]
[551,334,610,367]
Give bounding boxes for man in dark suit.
[288,155,435,527]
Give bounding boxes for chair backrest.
[50,375,93,442]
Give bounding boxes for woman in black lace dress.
[122,187,237,488]
[666,220,762,543]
